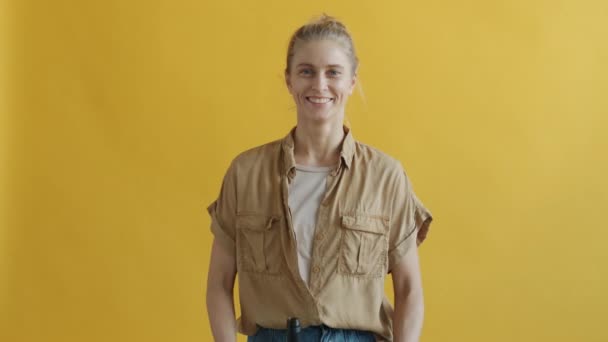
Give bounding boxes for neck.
[293,120,345,167]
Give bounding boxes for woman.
[206,14,433,342]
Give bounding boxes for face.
[285,39,357,124]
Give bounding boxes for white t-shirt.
[287,163,336,286]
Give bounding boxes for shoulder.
[351,140,415,194]
[227,137,283,172]
[353,140,406,175]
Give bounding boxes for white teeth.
[307,97,332,104]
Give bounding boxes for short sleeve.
[387,165,433,273]
[206,160,238,255]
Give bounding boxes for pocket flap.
[236,214,280,231]
[341,214,389,235]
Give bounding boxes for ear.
[285,70,292,93]
[348,73,357,95]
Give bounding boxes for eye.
[299,68,313,76]
[328,69,341,77]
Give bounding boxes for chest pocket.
[339,214,390,278]
[236,213,284,275]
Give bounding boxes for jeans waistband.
[251,324,376,342]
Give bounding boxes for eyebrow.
[296,63,345,69]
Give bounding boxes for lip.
[305,96,334,105]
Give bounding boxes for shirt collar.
[281,125,355,178]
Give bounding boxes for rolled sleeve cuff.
[207,201,235,253]
[388,226,417,273]
[388,206,433,273]
[415,207,433,246]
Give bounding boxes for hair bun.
[313,13,347,31]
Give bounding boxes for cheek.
[289,82,305,94]
[291,89,305,102]
[336,80,353,93]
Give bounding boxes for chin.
[301,110,335,123]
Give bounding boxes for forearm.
[206,286,237,342]
[393,289,424,342]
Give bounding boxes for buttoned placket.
[281,160,343,291]
[308,157,344,295]
[281,168,306,290]
[280,165,321,320]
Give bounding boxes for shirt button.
[312,266,320,273]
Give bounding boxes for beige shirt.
[207,125,433,341]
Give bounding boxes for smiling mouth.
[306,96,334,104]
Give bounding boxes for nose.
[312,73,328,91]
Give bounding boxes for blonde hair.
[285,13,359,76]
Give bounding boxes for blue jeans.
[247,324,376,342]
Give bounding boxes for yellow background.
[3,0,607,341]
